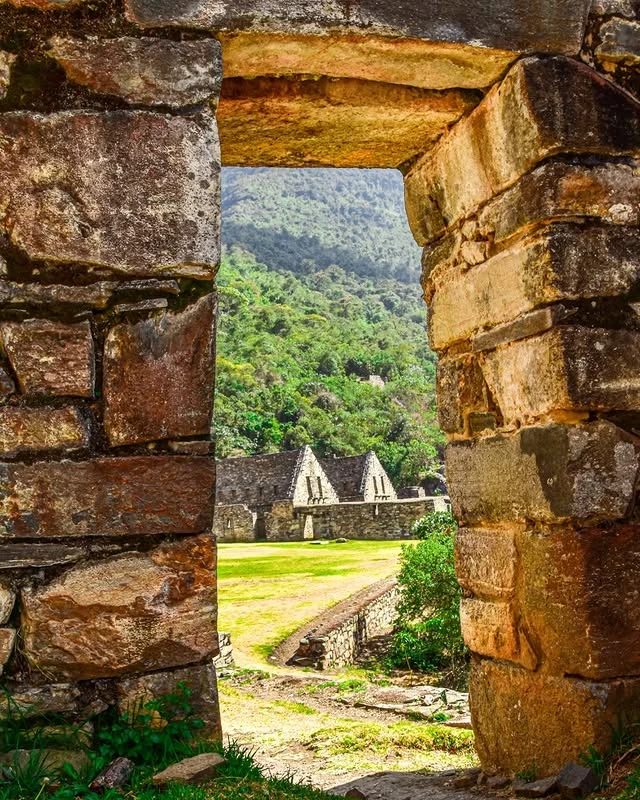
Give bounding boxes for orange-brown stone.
[21,535,217,680]
[0,319,94,398]
[0,456,214,538]
[104,295,216,447]
[0,406,89,458]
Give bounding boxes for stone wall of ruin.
[288,578,398,671]
[404,40,640,774]
[0,2,221,735]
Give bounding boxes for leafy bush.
[388,512,468,684]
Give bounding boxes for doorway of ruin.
[0,0,639,782]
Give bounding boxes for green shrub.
[388,512,468,684]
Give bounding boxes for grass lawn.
[217,540,404,667]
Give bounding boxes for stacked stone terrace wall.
[288,578,398,670]
[0,3,222,735]
[404,48,640,774]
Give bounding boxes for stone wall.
[306,498,442,540]
[288,578,399,670]
[214,504,256,542]
[405,51,640,775]
[0,4,221,737]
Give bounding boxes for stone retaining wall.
[287,578,399,670]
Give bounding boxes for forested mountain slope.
[221,168,422,283]
[216,169,442,487]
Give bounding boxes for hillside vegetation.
[216,168,442,487]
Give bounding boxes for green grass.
[217,541,404,666]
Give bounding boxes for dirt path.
[218,669,477,791]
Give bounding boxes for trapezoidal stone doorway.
[0,0,639,779]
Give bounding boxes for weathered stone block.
[0,52,15,100]
[3,0,85,6]
[446,421,639,524]
[104,295,215,447]
[0,319,94,398]
[0,456,215,538]
[21,535,217,680]
[428,224,640,350]
[0,111,219,278]
[0,628,15,673]
[596,18,640,68]
[0,542,86,568]
[48,37,222,108]
[455,527,517,599]
[436,354,489,434]
[472,306,570,354]
[117,662,221,738]
[218,76,477,169]
[0,683,82,718]
[125,0,589,56]
[460,598,537,669]
[480,326,640,424]
[0,406,89,458]
[405,57,640,244]
[516,524,640,679]
[478,162,640,245]
[470,658,640,775]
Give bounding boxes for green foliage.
[388,513,468,682]
[0,682,335,800]
[94,682,207,769]
[215,250,443,486]
[222,168,422,284]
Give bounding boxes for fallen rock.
[345,789,367,800]
[558,763,600,798]
[487,775,511,789]
[90,757,135,791]
[152,752,226,786]
[453,767,482,788]
[515,776,559,798]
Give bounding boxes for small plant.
[515,764,537,783]
[387,512,468,685]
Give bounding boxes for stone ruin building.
[0,0,639,779]
[214,447,438,541]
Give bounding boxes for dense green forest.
[222,168,422,283]
[215,168,443,487]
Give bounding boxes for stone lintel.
[125,0,590,58]
[218,76,478,168]
[405,57,640,245]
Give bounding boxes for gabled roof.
[319,453,370,501]
[217,447,307,505]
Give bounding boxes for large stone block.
[0,406,89,458]
[0,456,215,538]
[218,76,477,168]
[104,295,215,447]
[446,421,639,525]
[480,326,640,425]
[0,111,219,278]
[125,0,589,56]
[117,661,221,738]
[460,598,537,669]
[478,162,640,245]
[436,353,492,434]
[48,38,222,108]
[0,319,94,398]
[21,535,217,680]
[405,57,640,244]
[428,224,640,350]
[516,524,640,679]
[470,658,640,775]
[455,527,517,599]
